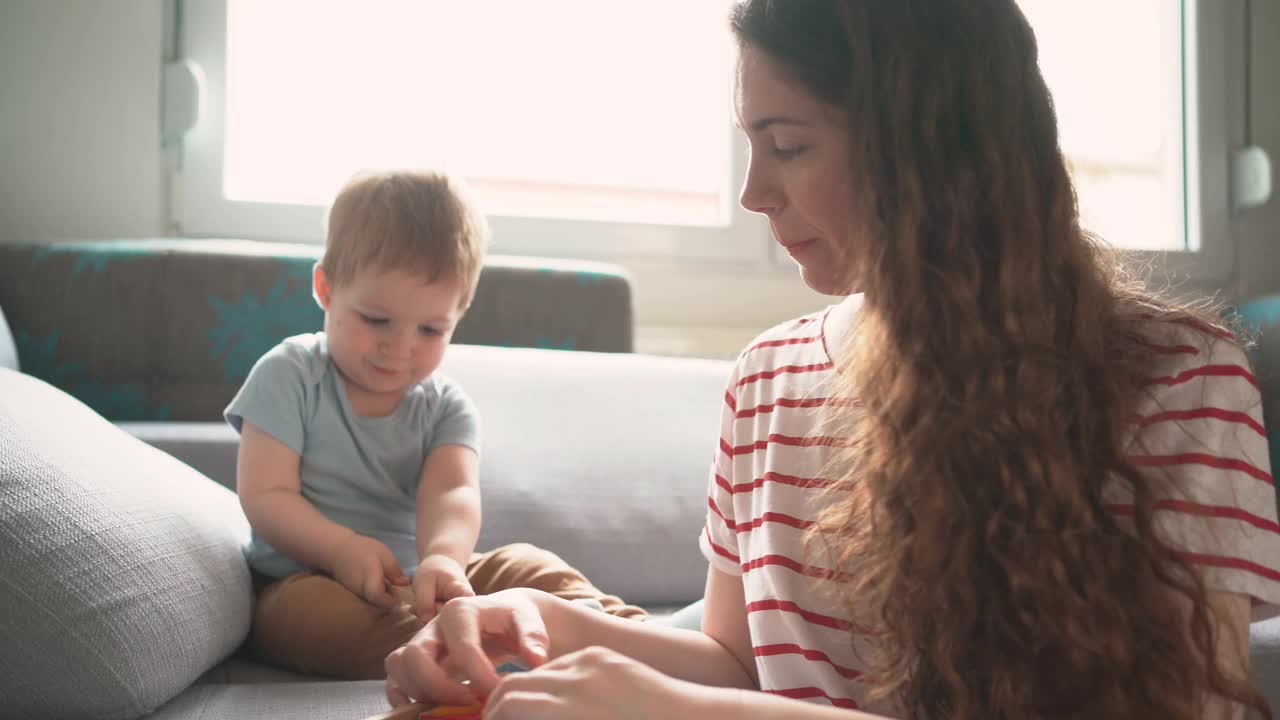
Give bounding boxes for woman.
[385,1,1280,717]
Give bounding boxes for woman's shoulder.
[734,307,833,367]
[1127,312,1259,412]
[1129,312,1252,375]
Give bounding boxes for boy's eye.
[359,313,388,326]
[419,325,443,336]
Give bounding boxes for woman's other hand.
[484,646,709,720]
[384,588,551,707]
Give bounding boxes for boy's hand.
[412,554,475,622]
[329,533,408,609]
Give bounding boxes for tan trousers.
[247,543,647,679]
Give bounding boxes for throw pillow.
[0,369,252,720]
[0,304,16,371]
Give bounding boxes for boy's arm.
[237,420,364,574]
[415,444,482,567]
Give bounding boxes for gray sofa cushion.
[0,369,252,720]
[0,304,16,371]
[441,344,728,607]
[146,681,388,720]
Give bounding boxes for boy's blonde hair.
[321,169,488,307]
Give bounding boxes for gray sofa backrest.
[0,239,634,421]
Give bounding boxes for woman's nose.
[739,159,782,217]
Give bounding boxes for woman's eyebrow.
[747,115,814,132]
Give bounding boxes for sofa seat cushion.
[440,345,730,607]
[146,681,389,720]
[0,369,252,720]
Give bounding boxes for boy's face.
[314,264,467,411]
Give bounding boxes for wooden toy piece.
[360,700,485,720]
[390,582,416,609]
[420,701,486,718]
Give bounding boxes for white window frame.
[1171,0,1244,290]
[175,0,773,267]
[175,0,1242,287]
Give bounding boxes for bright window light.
[1018,0,1186,251]
[222,1,1185,249]
[224,1,735,226]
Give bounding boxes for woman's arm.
[544,567,758,688]
[384,569,759,706]
[477,568,895,719]
[481,646,894,720]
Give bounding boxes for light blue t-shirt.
[224,332,481,578]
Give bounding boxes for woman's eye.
[771,144,809,160]
[359,313,388,326]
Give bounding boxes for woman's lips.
[783,238,818,257]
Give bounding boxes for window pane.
[224,1,735,226]
[1017,0,1186,251]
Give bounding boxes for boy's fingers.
[381,548,408,583]
[414,576,438,619]
[365,569,397,609]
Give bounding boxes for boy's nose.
[381,330,416,358]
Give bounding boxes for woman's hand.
[485,646,711,720]
[412,554,475,622]
[384,589,552,707]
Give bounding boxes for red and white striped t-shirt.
[699,296,1280,713]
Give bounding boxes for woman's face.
[736,45,860,295]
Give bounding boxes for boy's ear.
[312,262,332,310]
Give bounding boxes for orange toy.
[361,699,484,720]
[420,702,485,719]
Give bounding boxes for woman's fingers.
[435,601,504,696]
[507,604,550,670]
[385,630,478,707]
[384,591,554,707]
[385,681,412,707]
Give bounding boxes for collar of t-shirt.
[822,293,865,368]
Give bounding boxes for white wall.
[1237,0,1280,301]
[0,0,167,244]
[1,1,1275,358]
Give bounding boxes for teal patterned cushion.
[0,239,634,421]
[1237,294,1280,473]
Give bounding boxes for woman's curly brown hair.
[731,1,1268,718]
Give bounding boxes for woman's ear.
[312,262,332,310]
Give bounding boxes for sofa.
[3,239,1280,720]
[0,239,723,720]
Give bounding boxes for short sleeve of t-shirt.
[1127,322,1280,619]
[224,337,317,454]
[700,361,745,576]
[427,377,481,457]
